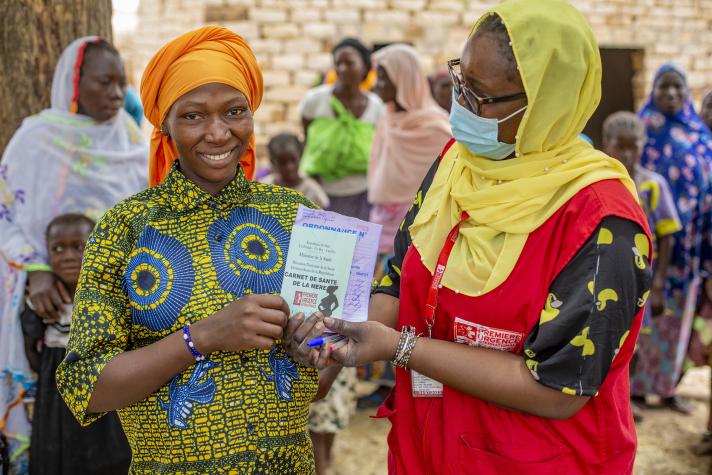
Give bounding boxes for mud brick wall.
[117,0,712,159]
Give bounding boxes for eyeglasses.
[447,58,527,115]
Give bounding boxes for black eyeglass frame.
[447,58,527,115]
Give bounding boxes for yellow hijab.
[409,0,637,296]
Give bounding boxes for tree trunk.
[0,0,112,155]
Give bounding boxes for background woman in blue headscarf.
[631,63,712,414]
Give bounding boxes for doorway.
[583,48,643,148]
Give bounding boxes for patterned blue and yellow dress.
[56,164,318,474]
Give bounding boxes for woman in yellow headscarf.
[286,1,653,473]
[57,26,330,473]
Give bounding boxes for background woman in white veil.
[0,36,147,473]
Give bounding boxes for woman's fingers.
[323,317,358,338]
[315,344,337,369]
[251,294,291,315]
[281,312,346,368]
[293,312,324,343]
[280,313,316,366]
[255,321,285,340]
[55,279,72,304]
[256,308,289,327]
[329,343,350,365]
[38,293,60,322]
[49,285,66,310]
[277,299,291,320]
[297,320,329,354]
[294,319,331,367]
[330,337,349,352]
[45,289,66,321]
[251,335,278,350]
[283,313,305,343]
[32,296,48,321]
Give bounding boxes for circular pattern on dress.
[123,226,194,331]
[208,207,290,295]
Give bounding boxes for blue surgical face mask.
[449,89,527,160]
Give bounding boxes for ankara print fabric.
[56,165,319,474]
[522,217,651,396]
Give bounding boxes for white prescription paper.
[280,226,356,319]
[281,205,382,322]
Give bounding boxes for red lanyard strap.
[423,211,469,332]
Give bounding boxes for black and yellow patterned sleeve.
[56,205,136,426]
[374,157,441,299]
[522,216,652,396]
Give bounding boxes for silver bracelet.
[392,329,409,364]
[392,326,419,369]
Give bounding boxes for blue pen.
[307,334,347,347]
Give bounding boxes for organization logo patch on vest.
[454,317,523,352]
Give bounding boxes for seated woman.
[56,26,336,474]
[287,1,652,473]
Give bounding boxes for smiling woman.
[163,83,254,194]
[55,27,329,474]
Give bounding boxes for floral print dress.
[632,64,712,398]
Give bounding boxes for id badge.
[411,370,443,398]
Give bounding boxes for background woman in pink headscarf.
[368,43,451,255]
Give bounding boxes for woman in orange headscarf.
[57,26,330,473]
[141,26,261,185]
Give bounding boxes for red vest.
[376,176,651,474]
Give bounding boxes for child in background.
[21,214,130,475]
[602,111,682,422]
[263,133,330,209]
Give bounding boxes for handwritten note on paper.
[292,205,382,322]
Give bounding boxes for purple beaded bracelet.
[183,323,206,361]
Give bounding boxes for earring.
[160,125,169,137]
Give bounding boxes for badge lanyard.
[411,210,469,399]
[423,211,469,337]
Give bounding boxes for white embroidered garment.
[0,36,148,470]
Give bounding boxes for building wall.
[117,0,712,157]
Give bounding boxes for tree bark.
[0,0,112,155]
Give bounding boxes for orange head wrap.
[140,26,263,186]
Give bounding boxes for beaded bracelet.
[392,326,419,369]
[183,323,206,362]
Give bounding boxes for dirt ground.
[326,367,712,475]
